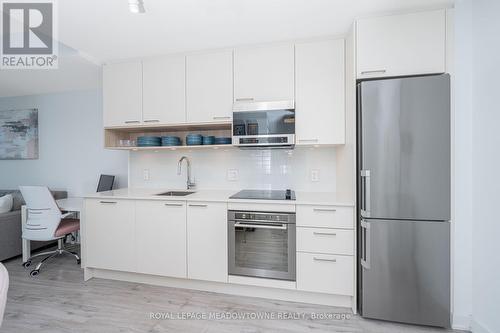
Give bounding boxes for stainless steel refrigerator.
[357,74,451,327]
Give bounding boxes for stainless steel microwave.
[232,100,295,148]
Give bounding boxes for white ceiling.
[59,0,453,63]
[1,0,454,97]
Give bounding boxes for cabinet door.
[187,202,227,282]
[357,9,446,78]
[234,44,294,102]
[297,253,354,295]
[103,61,142,127]
[135,201,187,278]
[85,199,136,272]
[295,39,345,145]
[143,55,186,124]
[186,50,233,123]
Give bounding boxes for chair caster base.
[77,259,81,265]
[22,260,32,268]
[30,269,40,277]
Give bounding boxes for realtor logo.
[1,0,58,69]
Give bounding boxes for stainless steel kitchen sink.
[156,191,195,196]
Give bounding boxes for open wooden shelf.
[109,144,234,151]
[104,122,232,150]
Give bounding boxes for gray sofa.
[0,189,67,262]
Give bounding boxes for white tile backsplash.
[129,147,337,191]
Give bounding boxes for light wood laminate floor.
[1,247,465,333]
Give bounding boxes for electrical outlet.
[143,169,150,181]
[227,169,239,181]
[311,169,320,182]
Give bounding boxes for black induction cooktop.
[229,189,296,201]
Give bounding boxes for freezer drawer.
[360,219,450,327]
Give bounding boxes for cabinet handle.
[313,257,337,263]
[298,139,319,143]
[143,119,160,123]
[360,69,387,75]
[213,116,231,120]
[313,208,337,212]
[164,203,184,207]
[235,98,254,102]
[99,201,117,204]
[188,204,208,207]
[313,232,337,236]
[124,120,140,124]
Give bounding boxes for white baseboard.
[86,267,353,308]
[471,319,493,333]
[452,314,471,331]
[452,314,495,333]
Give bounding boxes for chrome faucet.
[177,156,196,190]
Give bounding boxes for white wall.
[0,90,128,196]
[129,147,337,192]
[454,1,500,332]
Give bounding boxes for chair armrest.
[61,212,73,219]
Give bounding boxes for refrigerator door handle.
[360,220,371,269]
[361,170,371,217]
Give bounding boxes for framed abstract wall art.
[0,108,39,160]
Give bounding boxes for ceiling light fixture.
[128,0,145,14]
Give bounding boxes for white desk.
[21,197,83,263]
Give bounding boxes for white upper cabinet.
[295,39,345,145]
[234,43,294,102]
[143,55,186,124]
[356,9,446,78]
[103,61,142,127]
[186,50,233,123]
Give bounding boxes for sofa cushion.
[0,194,13,214]
[0,189,68,211]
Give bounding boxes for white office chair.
[19,186,80,277]
[0,263,8,328]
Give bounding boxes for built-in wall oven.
[228,210,296,281]
[232,100,295,148]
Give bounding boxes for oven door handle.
[234,222,288,230]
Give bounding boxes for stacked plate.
[214,137,232,145]
[186,134,203,146]
[161,136,181,146]
[137,136,161,147]
[202,136,215,145]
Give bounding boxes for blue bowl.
[186,134,203,146]
[214,137,232,145]
[161,136,181,146]
[138,136,161,141]
[137,142,161,147]
[202,136,215,145]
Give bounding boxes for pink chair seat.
[54,219,80,237]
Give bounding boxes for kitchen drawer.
[297,252,353,295]
[296,205,353,229]
[297,227,353,255]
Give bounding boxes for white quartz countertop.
[83,188,354,207]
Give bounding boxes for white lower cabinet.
[296,205,354,229]
[135,201,187,278]
[297,227,354,256]
[296,204,355,296]
[297,253,353,295]
[187,202,227,282]
[85,199,136,272]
